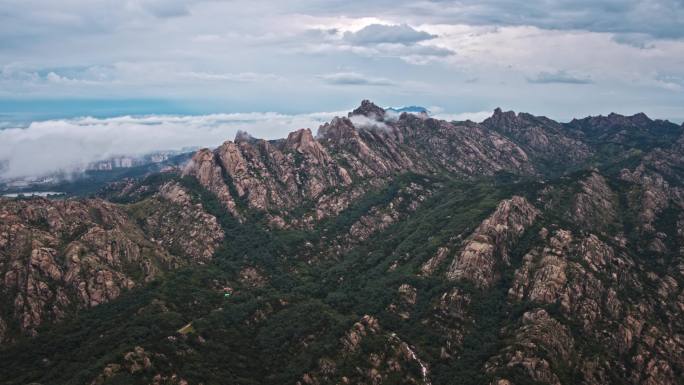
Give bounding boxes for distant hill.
[386,105,430,114]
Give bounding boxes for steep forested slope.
[1,101,683,385]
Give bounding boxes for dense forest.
[1,104,683,384]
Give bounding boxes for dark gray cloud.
[138,0,191,18]
[498,0,684,40]
[611,33,656,48]
[343,24,435,45]
[655,73,684,90]
[289,0,684,40]
[527,71,593,84]
[305,25,454,63]
[318,72,392,86]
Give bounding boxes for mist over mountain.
[2,1,684,384]
[1,100,684,385]
[0,111,345,181]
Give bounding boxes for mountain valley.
[1,101,683,385]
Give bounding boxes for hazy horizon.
[2,0,684,179]
[2,100,682,182]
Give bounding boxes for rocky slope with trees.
[1,101,683,385]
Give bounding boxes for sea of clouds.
[0,109,489,180]
[0,111,342,180]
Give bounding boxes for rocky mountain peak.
[572,112,654,130]
[492,107,514,118]
[284,128,332,165]
[484,108,522,130]
[481,108,593,171]
[349,99,385,120]
[629,112,655,127]
[317,116,359,143]
[6,101,684,385]
[609,112,652,124]
[284,128,316,152]
[566,111,682,151]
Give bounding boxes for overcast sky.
[1,0,683,179]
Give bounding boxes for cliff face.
[2,101,684,385]
[130,181,224,264]
[566,112,682,147]
[299,315,432,385]
[483,108,592,172]
[445,196,540,287]
[413,168,683,385]
[0,183,223,343]
[496,224,683,384]
[182,101,533,226]
[482,166,683,385]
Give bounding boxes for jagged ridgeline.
[1,101,683,385]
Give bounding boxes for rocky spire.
[482,107,521,130]
[349,100,386,120]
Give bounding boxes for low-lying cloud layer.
[0,1,682,132]
[0,107,494,180]
[0,111,342,180]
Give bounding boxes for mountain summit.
[349,99,387,119]
[1,101,683,385]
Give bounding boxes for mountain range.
[1,100,683,385]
